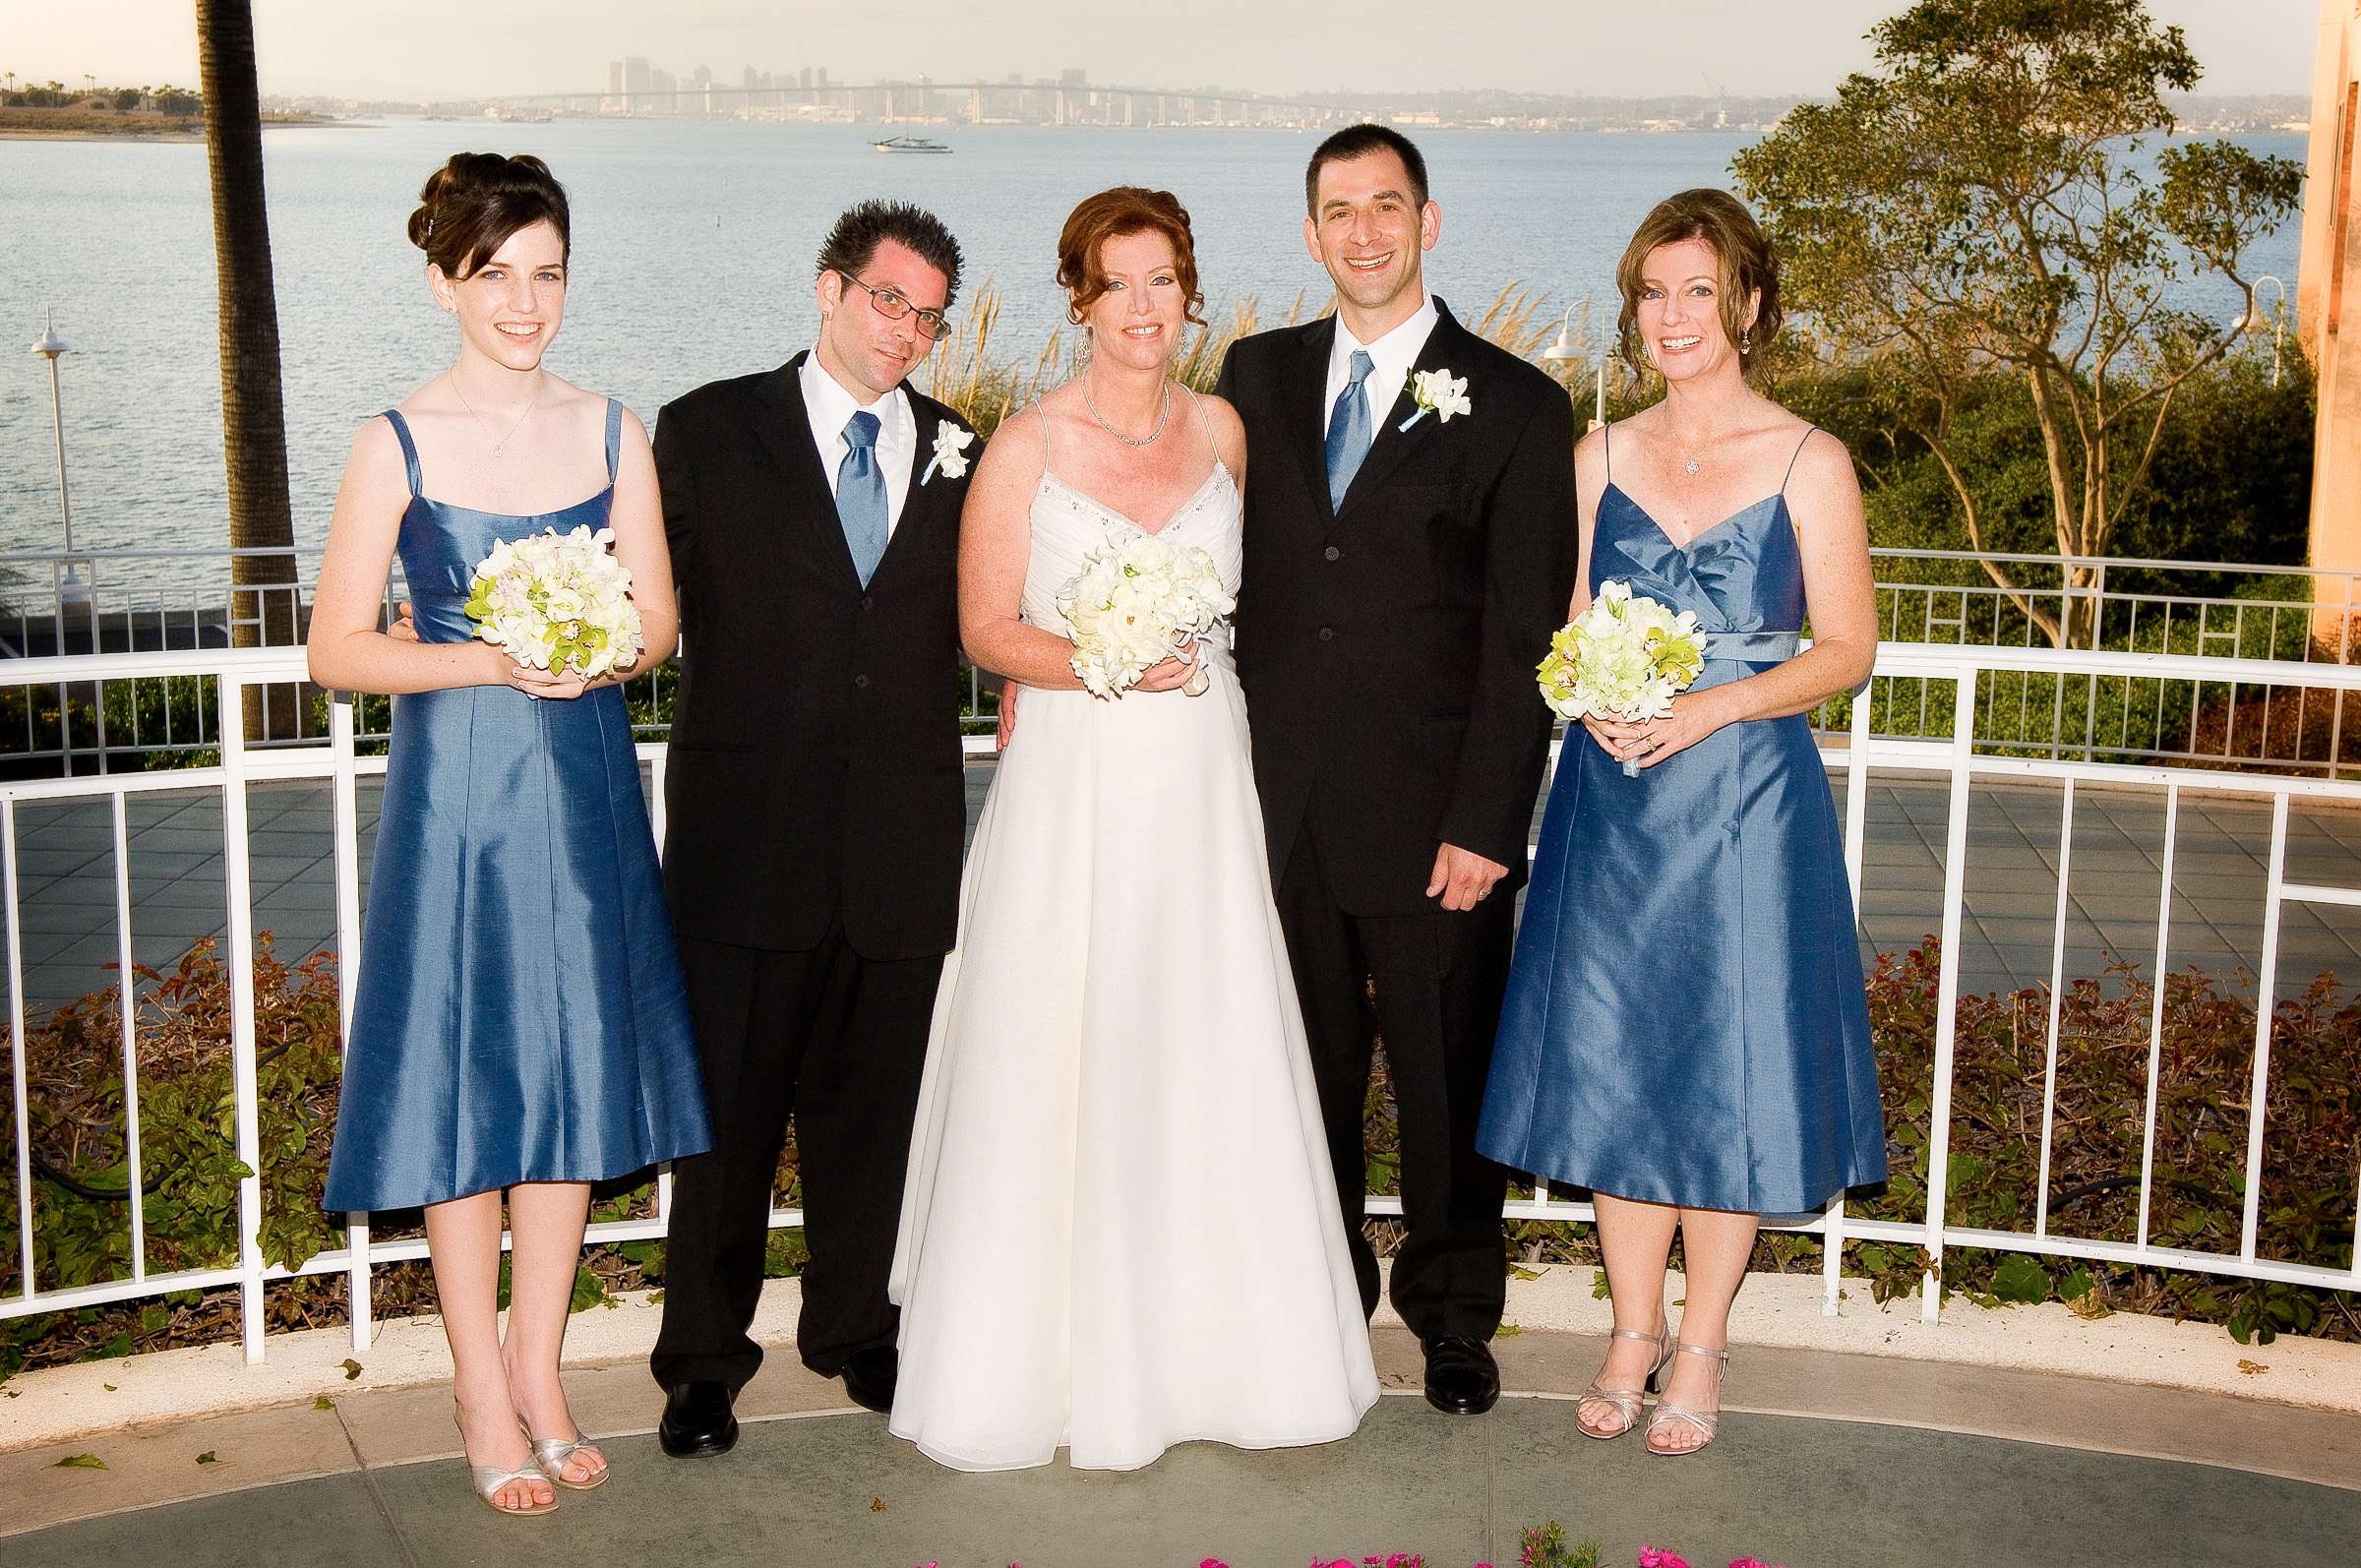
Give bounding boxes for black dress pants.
[1272,820,1513,1343]
[651,926,942,1393]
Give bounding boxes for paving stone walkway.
[9,1360,2358,1568]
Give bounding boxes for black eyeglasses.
[836,271,952,340]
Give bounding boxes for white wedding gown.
[887,403,1380,1472]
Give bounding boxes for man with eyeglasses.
[648,200,974,1457]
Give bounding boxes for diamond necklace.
[1080,376,1170,448]
[449,369,542,458]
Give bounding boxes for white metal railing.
[0,641,2356,1364]
[1871,549,2360,665]
[5,544,2355,770]
[0,546,985,766]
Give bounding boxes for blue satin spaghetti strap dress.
[1477,428,1887,1216]
[323,399,711,1213]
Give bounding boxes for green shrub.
[1849,938,2357,1342]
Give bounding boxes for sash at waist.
[1700,630,1802,663]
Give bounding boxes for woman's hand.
[1625,689,1732,769]
[996,681,1020,751]
[1132,644,1202,694]
[1582,714,1648,762]
[502,653,594,700]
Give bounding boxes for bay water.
[0,120,2304,564]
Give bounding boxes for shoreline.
[0,117,346,143]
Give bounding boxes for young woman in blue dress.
[1477,190,1887,1455]
[309,153,709,1514]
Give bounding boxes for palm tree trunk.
[197,0,301,742]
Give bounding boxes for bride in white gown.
[887,188,1380,1472]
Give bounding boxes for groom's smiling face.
[1305,150,1439,327]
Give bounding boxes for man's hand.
[996,680,1019,751]
[1426,842,1508,912]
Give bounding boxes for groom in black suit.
[648,203,975,1454]
[1214,125,1577,1415]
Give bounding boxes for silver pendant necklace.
[450,370,542,458]
[1081,376,1171,448]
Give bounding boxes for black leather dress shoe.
[1422,1335,1501,1416]
[658,1380,739,1458]
[841,1346,898,1414]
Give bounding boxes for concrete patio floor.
[8,764,2360,1016]
[7,1324,2358,1568]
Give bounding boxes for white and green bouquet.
[1536,578,1707,777]
[1058,531,1237,700]
[461,524,645,682]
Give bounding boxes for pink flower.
[1639,1551,1692,1568]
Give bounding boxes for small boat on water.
[873,135,951,154]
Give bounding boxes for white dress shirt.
[1321,293,1439,438]
[801,352,918,535]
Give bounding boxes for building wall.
[2305,1,2361,647]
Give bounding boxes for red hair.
[1055,187,1207,327]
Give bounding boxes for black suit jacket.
[1215,302,1578,916]
[654,354,973,959]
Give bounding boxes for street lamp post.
[30,312,96,769]
[2243,274,2288,389]
[29,313,91,620]
[1540,304,1606,430]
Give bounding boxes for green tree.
[1734,0,2302,645]
[196,3,301,739]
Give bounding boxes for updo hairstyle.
[1055,187,1207,328]
[407,152,571,279]
[1614,188,1783,379]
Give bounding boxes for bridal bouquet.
[1535,578,1706,777]
[461,524,645,681]
[1058,532,1236,699]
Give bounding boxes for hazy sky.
[3,0,2326,103]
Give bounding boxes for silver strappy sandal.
[1644,1342,1730,1456]
[1576,1322,1673,1440]
[527,1430,610,1491]
[470,1459,558,1515]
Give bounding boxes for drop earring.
[1739,328,1753,356]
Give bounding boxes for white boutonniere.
[1397,368,1472,433]
[921,422,976,484]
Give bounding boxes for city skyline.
[4,0,2324,106]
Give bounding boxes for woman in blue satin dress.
[310,154,709,1515]
[1478,190,1886,1457]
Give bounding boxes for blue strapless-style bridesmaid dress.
[323,400,710,1213]
[1477,429,1887,1216]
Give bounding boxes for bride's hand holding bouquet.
[1058,530,1236,700]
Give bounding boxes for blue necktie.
[1324,348,1375,511]
[836,409,888,586]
